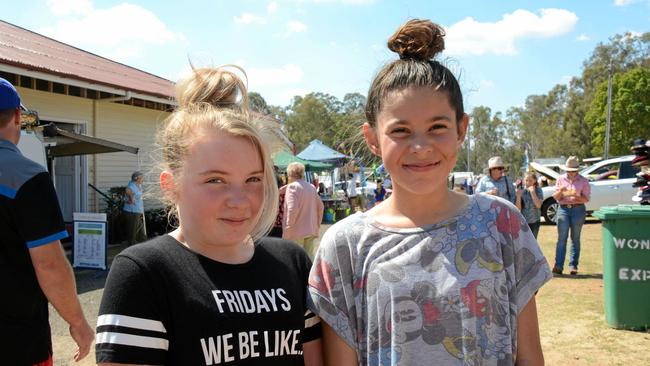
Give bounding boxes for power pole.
[604,63,613,160]
[467,118,471,172]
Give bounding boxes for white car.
[531,155,639,223]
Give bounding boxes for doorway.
[47,121,88,222]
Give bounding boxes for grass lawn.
[535,219,650,365]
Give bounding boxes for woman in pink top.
[551,156,591,275]
[283,162,324,258]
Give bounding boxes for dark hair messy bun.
[387,19,445,61]
[365,18,463,126]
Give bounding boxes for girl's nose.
[224,187,248,208]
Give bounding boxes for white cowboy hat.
[488,156,506,169]
[561,156,581,172]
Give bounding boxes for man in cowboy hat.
[551,156,591,276]
[476,156,516,204]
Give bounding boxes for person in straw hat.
[551,156,590,275]
[476,156,516,204]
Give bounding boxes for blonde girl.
[96,66,322,365]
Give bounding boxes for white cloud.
[277,21,308,38]
[445,8,578,56]
[46,0,93,16]
[234,12,266,25]
[559,75,573,85]
[291,0,375,4]
[576,33,590,41]
[287,21,308,33]
[273,88,311,106]
[614,0,641,6]
[479,80,494,89]
[247,64,304,87]
[267,1,279,13]
[40,1,184,63]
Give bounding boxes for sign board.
[72,212,107,270]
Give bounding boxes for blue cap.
[0,77,21,110]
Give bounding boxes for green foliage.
[248,92,270,115]
[284,93,338,151]
[587,67,650,156]
[281,92,366,154]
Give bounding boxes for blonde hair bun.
[175,65,249,110]
[387,19,445,61]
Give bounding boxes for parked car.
[530,155,639,223]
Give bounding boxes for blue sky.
[2,0,649,114]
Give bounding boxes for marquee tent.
[296,139,347,163]
[273,150,333,171]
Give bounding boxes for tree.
[341,93,366,115]
[248,92,270,115]
[284,93,341,151]
[587,67,650,156]
[564,31,649,157]
[464,106,506,174]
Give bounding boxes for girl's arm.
[304,339,324,366]
[515,188,523,210]
[323,323,358,366]
[529,188,542,208]
[516,297,544,366]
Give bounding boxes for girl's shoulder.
[473,191,514,208]
[322,212,367,240]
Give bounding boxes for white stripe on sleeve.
[96,331,169,350]
[97,314,167,333]
[304,309,320,328]
[305,315,321,328]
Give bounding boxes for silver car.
[531,155,639,223]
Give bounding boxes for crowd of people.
[1,18,571,366]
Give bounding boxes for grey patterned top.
[308,194,551,365]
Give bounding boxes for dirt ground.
[49,221,650,365]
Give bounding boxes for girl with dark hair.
[308,19,551,365]
[516,172,544,238]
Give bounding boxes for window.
[591,163,620,181]
[619,161,640,179]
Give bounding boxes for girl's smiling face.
[170,129,265,249]
[364,87,468,197]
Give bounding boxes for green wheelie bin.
[592,205,650,330]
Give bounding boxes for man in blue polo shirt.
[0,78,93,365]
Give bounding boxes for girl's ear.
[456,113,470,147]
[160,170,177,202]
[363,122,381,156]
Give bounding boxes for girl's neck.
[369,184,469,228]
[170,228,254,264]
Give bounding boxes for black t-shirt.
[96,235,321,365]
[0,139,68,365]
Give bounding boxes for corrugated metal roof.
[0,20,174,99]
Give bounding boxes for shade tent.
[296,139,347,163]
[273,150,334,171]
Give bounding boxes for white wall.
[18,87,169,212]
